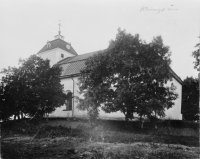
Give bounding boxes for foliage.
[192,42,200,69]
[0,55,67,121]
[0,66,26,121]
[77,29,178,121]
[182,77,199,121]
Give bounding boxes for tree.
[76,51,109,124]
[188,39,200,121]
[0,55,67,121]
[182,77,199,121]
[192,42,200,69]
[0,66,26,120]
[0,81,15,121]
[77,29,178,122]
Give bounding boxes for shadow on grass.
[1,119,199,159]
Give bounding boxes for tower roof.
[38,22,77,55]
[37,38,78,56]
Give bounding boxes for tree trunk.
[139,115,142,122]
[21,112,24,119]
[140,116,144,129]
[45,113,49,123]
[17,113,20,120]
[125,114,130,122]
[141,121,144,129]
[125,115,129,122]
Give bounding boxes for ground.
[1,118,199,159]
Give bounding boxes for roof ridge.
[48,38,69,44]
[56,50,103,65]
[168,66,183,84]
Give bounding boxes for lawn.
[1,118,199,159]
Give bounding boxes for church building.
[37,26,183,120]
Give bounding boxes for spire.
[54,20,64,40]
[58,21,61,35]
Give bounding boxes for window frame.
[63,91,72,111]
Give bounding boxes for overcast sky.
[0,0,199,80]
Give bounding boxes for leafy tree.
[77,29,178,122]
[192,42,200,69]
[76,51,109,124]
[0,55,67,121]
[182,77,199,121]
[0,66,26,120]
[0,81,15,121]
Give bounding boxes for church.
[37,27,183,120]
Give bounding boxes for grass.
[1,118,199,159]
[85,143,198,159]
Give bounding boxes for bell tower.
[37,22,78,67]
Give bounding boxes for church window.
[171,83,174,87]
[64,92,72,111]
[61,54,64,58]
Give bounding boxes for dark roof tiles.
[58,50,103,77]
[60,60,86,76]
[38,39,78,56]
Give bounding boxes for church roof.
[57,50,183,84]
[57,51,101,77]
[57,51,100,65]
[37,38,78,56]
[60,60,86,77]
[168,67,183,85]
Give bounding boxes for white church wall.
[164,77,182,120]
[55,48,75,63]
[38,49,57,67]
[71,77,88,118]
[49,78,74,118]
[49,77,87,118]
[48,105,72,118]
[72,77,124,119]
[49,76,182,120]
[38,48,74,67]
[75,76,182,120]
[98,110,125,120]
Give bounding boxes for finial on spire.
[58,20,61,35]
[54,21,64,40]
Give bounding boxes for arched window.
[63,90,72,111]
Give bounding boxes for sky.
[0,0,199,80]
